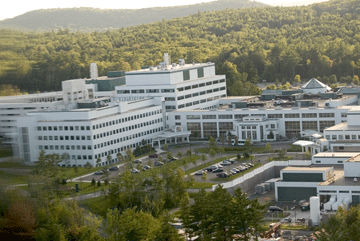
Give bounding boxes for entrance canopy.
[152,130,191,148]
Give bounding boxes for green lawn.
[77,196,108,217]
[65,181,111,197]
[0,170,30,184]
[211,163,263,181]
[0,149,13,158]
[194,146,273,154]
[0,161,34,169]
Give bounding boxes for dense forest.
[0,0,267,32]
[1,0,360,96]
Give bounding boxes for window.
[285,113,300,118]
[131,89,145,93]
[302,121,318,131]
[319,113,335,118]
[175,115,181,120]
[192,84,199,89]
[345,135,350,140]
[117,90,130,94]
[302,113,317,118]
[177,87,184,92]
[177,96,184,100]
[146,89,159,93]
[320,121,335,132]
[183,70,190,81]
[186,115,200,119]
[332,135,337,140]
[161,89,174,93]
[165,97,175,101]
[197,67,204,78]
[202,115,216,119]
[234,114,249,119]
[64,126,68,131]
[341,113,347,117]
[206,81,212,86]
[185,86,191,90]
[218,115,232,119]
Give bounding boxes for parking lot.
[191,158,256,182]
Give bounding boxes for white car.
[222,161,231,166]
[131,168,140,173]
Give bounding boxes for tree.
[201,172,208,183]
[96,157,102,167]
[154,213,184,241]
[97,180,101,187]
[167,152,173,160]
[209,136,217,149]
[234,135,238,146]
[201,154,207,163]
[163,143,168,151]
[85,161,92,170]
[117,152,124,162]
[277,148,287,160]
[181,186,265,240]
[107,154,112,164]
[304,150,312,160]
[265,142,272,152]
[177,151,183,159]
[227,132,232,146]
[244,137,253,154]
[91,178,96,186]
[329,74,337,84]
[220,134,225,146]
[209,149,216,160]
[185,149,192,157]
[105,207,161,241]
[294,74,301,84]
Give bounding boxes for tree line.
[1,0,360,96]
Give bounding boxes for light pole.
[293,200,297,225]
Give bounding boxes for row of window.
[93,120,162,140]
[39,135,91,141]
[94,127,163,150]
[181,112,339,120]
[117,89,175,94]
[38,125,91,131]
[177,79,225,92]
[326,134,360,140]
[177,87,226,100]
[40,145,92,151]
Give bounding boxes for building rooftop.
[126,62,214,75]
[345,153,360,162]
[282,166,332,172]
[313,152,360,158]
[325,122,349,131]
[318,170,360,186]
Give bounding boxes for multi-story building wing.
[115,56,226,111]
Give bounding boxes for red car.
[148,153,159,158]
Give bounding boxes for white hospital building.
[3,54,360,167]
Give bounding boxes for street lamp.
[293,200,297,225]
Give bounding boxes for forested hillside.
[0,0,267,32]
[0,0,360,96]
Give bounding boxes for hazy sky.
[1,0,328,21]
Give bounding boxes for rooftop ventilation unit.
[179,59,185,66]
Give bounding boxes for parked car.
[148,153,159,158]
[229,170,237,175]
[227,159,235,164]
[216,172,229,178]
[134,159,142,163]
[101,168,109,173]
[155,161,164,166]
[170,157,178,161]
[247,163,254,167]
[109,166,119,171]
[222,161,232,166]
[143,165,151,171]
[209,165,219,171]
[195,170,206,175]
[94,171,103,175]
[231,168,240,173]
[269,206,284,212]
[284,218,292,223]
[296,218,306,223]
[131,168,140,173]
[212,168,224,173]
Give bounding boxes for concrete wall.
[227,165,286,194]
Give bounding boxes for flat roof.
[318,170,360,186]
[126,62,214,75]
[282,166,332,172]
[325,122,350,131]
[313,152,360,158]
[346,154,360,162]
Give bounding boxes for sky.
[0,0,328,21]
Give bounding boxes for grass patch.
[287,144,302,152]
[267,156,293,162]
[0,170,30,184]
[194,146,273,154]
[65,181,110,197]
[0,149,13,158]
[189,182,215,189]
[78,196,108,217]
[211,163,263,181]
[280,224,308,230]
[185,156,236,175]
[0,161,34,169]
[174,144,199,149]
